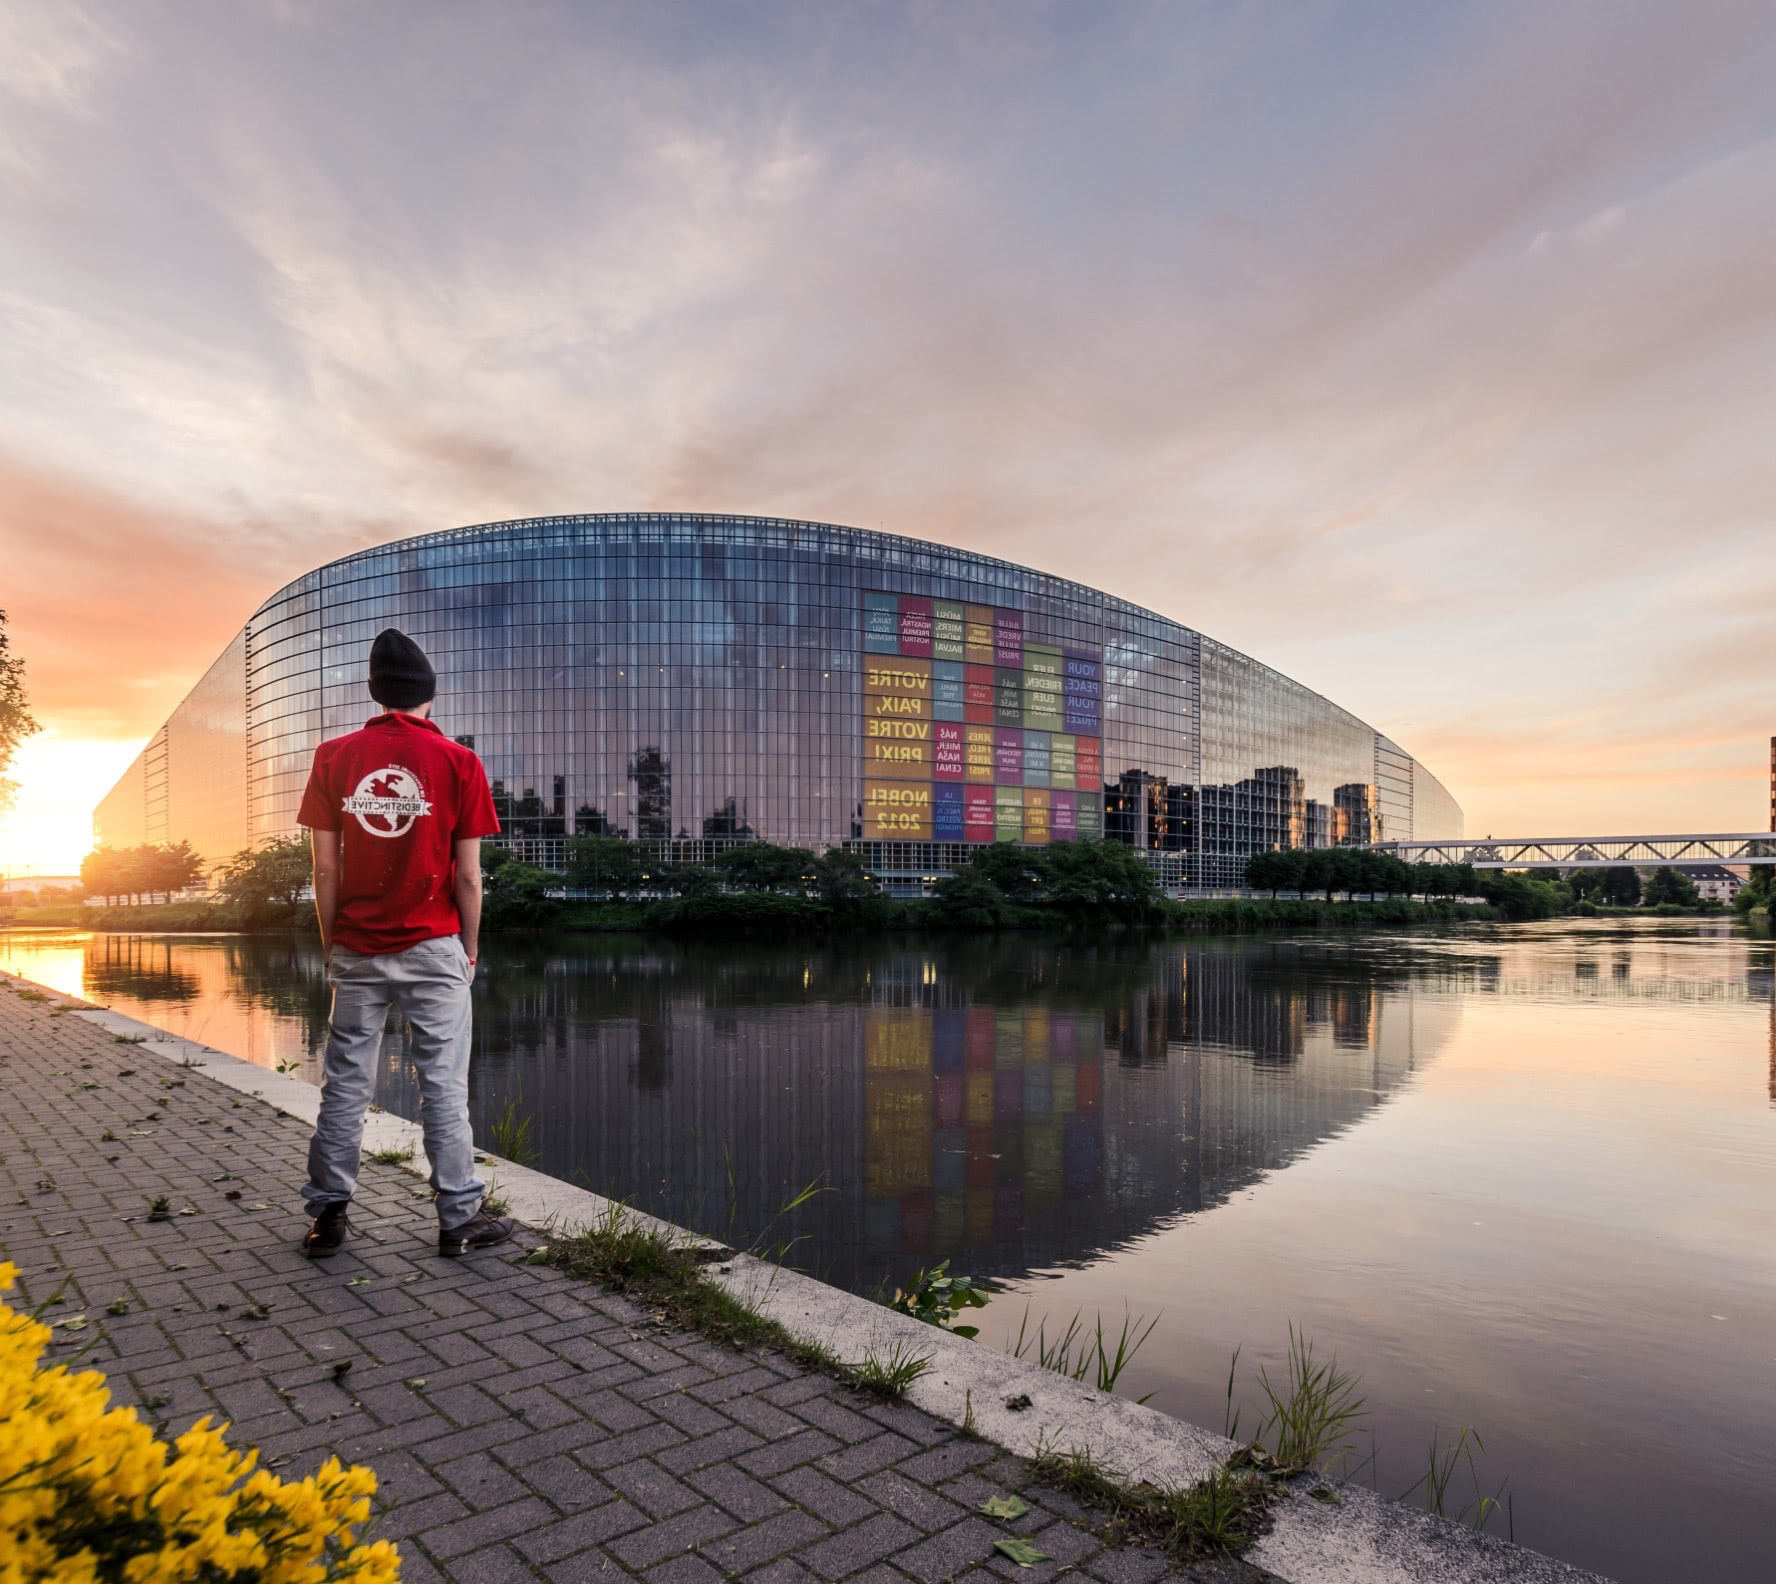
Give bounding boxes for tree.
[1044,840,1162,915]
[1599,867,1641,907]
[1245,850,1289,897]
[218,837,312,924]
[1641,866,1700,908]
[812,848,876,910]
[965,842,1047,906]
[930,869,1009,928]
[482,861,561,926]
[0,608,38,815]
[149,839,206,897]
[1475,869,1561,920]
[566,836,647,898]
[1733,870,1773,915]
[80,843,204,905]
[713,843,818,893]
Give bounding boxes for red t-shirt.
[297,713,501,955]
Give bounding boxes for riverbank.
[0,966,1611,1583]
[20,894,1502,936]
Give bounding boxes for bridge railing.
[1365,833,1776,868]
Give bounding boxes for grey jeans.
[302,934,484,1230]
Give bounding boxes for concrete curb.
[2,968,1611,1584]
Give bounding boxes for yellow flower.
[0,1265,397,1582]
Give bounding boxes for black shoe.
[439,1211,514,1257]
[304,1202,351,1257]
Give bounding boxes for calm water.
[3,920,1772,1582]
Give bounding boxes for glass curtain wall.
[100,514,1460,888]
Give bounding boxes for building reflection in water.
[18,932,1464,1297]
[385,940,1459,1295]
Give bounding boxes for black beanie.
[368,629,437,710]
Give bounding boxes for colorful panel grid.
[864,593,1102,843]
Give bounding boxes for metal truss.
[1368,833,1776,868]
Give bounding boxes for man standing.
[296,628,512,1258]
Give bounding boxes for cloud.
[2,0,1776,839]
[0,455,274,737]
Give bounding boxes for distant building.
[1677,865,1743,904]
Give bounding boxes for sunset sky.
[3,0,1775,874]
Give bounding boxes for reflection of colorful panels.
[863,781,933,837]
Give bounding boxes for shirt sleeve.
[296,746,341,831]
[454,754,502,840]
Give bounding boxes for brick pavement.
[0,980,1266,1584]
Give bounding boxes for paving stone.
[701,1509,832,1573]
[514,1499,653,1563]
[420,1494,559,1559]
[891,1516,1010,1584]
[799,1512,923,1580]
[771,1465,881,1527]
[605,1503,739,1570]
[736,1427,844,1478]
[856,1469,968,1532]
[686,1462,793,1521]
[0,987,1172,1584]
[644,1555,728,1584]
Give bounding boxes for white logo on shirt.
[340,766,433,838]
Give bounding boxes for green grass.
[1400,1426,1509,1534]
[852,1341,933,1399]
[1028,1433,1272,1560]
[1156,1467,1272,1557]
[367,1144,415,1165]
[489,1094,539,1165]
[1009,1305,1158,1397]
[1224,1326,1367,1476]
[543,1201,781,1350]
[1029,1434,1128,1511]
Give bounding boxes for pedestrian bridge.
[1368,833,1776,868]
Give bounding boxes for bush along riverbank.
[18,833,1746,938]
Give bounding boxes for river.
[2,918,1771,1582]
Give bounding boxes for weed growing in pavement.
[113,1035,146,1045]
[145,1196,172,1223]
[367,1144,415,1165]
[1157,1466,1273,1557]
[1028,1431,1272,1560]
[480,1180,511,1216]
[543,1200,775,1349]
[853,1341,934,1399]
[1030,1433,1127,1510]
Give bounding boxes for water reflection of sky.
[3,920,1773,1583]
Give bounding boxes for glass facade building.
[94,513,1461,887]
